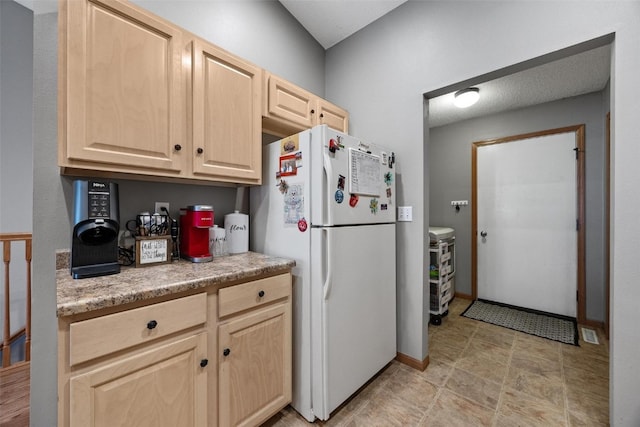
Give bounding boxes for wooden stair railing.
[1,233,32,368]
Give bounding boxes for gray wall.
[324,1,640,424]
[32,11,60,425]
[0,0,33,362]
[429,91,607,322]
[1,1,33,233]
[30,2,325,424]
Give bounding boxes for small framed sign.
[135,236,172,268]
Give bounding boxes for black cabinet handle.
[310,109,315,114]
[174,144,182,151]
[258,290,265,298]
[146,320,158,330]
[320,113,324,118]
[223,348,231,357]
[197,147,204,154]
[200,359,208,368]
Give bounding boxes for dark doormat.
[461,299,579,346]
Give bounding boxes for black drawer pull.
[174,144,182,151]
[146,320,158,330]
[223,348,231,357]
[200,359,208,368]
[258,290,265,298]
[197,147,204,154]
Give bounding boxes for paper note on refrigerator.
[283,183,305,225]
[348,148,381,197]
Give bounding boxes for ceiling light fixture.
[453,87,480,108]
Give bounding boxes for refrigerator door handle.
[323,228,333,300]
[323,149,334,226]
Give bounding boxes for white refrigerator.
[250,125,397,422]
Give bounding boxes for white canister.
[209,225,228,257]
[224,210,249,254]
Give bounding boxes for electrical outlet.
[398,206,413,222]
[155,202,170,214]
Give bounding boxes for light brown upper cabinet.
[262,72,349,137]
[59,0,186,176]
[59,0,262,185]
[316,98,350,134]
[191,39,262,184]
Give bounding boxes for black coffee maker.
[71,180,120,279]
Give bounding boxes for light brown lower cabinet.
[70,333,208,427]
[58,273,292,427]
[218,302,292,426]
[217,273,293,427]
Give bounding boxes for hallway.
[265,297,609,426]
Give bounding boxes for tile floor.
[263,297,609,426]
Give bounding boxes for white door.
[476,130,579,317]
[310,223,396,420]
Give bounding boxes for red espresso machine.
[180,205,214,262]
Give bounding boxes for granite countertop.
[57,251,295,317]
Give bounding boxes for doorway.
[471,126,586,320]
[427,38,611,327]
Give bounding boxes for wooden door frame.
[471,124,586,323]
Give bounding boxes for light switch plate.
[398,206,413,222]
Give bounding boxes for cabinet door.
[70,333,207,427]
[264,73,315,129]
[316,98,349,133]
[192,40,262,184]
[61,0,185,173]
[219,303,292,427]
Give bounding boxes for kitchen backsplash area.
[116,179,238,226]
[61,175,240,244]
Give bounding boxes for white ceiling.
[278,0,407,49]
[280,1,611,128]
[428,44,611,127]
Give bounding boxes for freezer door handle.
[323,228,333,300]
[323,148,334,225]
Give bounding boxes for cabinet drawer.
[69,293,206,366]
[218,274,290,318]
